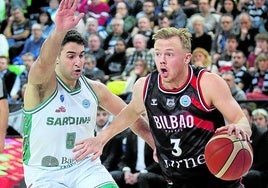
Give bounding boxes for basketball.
[204,132,253,181]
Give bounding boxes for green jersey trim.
[97,182,119,188]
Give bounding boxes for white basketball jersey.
[23,75,98,169]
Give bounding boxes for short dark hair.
[61,30,86,47]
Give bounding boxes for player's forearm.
[39,29,66,66]
[236,116,252,137]
[130,117,155,149]
[98,107,139,146]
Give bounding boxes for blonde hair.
[153,27,192,53]
[254,53,268,69]
[192,47,211,67]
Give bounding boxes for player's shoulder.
[200,71,225,87]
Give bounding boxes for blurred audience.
[221,71,247,101]
[247,53,268,99]
[192,47,218,74]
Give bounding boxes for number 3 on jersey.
[170,138,182,157]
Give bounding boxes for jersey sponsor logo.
[151,99,158,105]
[180,95,191,107]
[46,116,91,126]
[55,106,66,112]
[153,114,194,130]
[163,153,205,169]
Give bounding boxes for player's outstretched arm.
[28,0,84,85]
[73,78,155,161]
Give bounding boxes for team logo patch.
[82,99,90,108]
[180,95,191,107]
[166,98,175,107]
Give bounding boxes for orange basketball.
[204,132,253,181]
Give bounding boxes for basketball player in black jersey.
[74,27,252,188]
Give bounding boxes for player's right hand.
[73,137,104,161]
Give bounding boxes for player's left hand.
[215,124,250,141]
[73,137,104,161]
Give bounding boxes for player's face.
[154,36,191,85]
[58,42,85,81]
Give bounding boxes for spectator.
[187,0,218,34]
[212,13,235,59]
[120,59,149,103]
[110,128,166,188]
[153,12,172,33]
[19,52,34,88]
[3,6,31,62]
[247,53,268,99]
[15,23,46,62]
[252,108,268,129]
[36,9,55,38]
[241,0,267,32]
[219,0,241,20]
[247,32,268,71]
[112,1,136,34]
[136,0,158,28]
[86,33,106,71]
[84,17,107,42]
[192,47,218,74]
[164,0,188,28]
[83,53,106,83]
[0,34,9,56]
[47,0,59,22]
[0,77,8,153]
[190,15,212,52]
[77,0,110,27]
[95,107,125,172]
[216,34,239,68]
[108,0,130,18]
[240,103,268,188]
[230,50,253,92]
[221,71,247,101]
[0,56,20,102]
[235,12,259,58]
[123,34,154,77]
[104,38,127,78]
[103,17,130,55]
[130,16,155,49]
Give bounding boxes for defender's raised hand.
[55,0,84,32]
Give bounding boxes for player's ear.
[184,53,192,64]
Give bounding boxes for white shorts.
[23,157,118,188]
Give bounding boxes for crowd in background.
[0,0,268,187]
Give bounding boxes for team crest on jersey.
[166,98,175,107]
[82,99,90,108]
[180,95,191,107]
[151,99,158,106]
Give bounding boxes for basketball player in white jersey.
[22,0,154,187]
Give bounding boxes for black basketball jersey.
[144,66,226,182]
